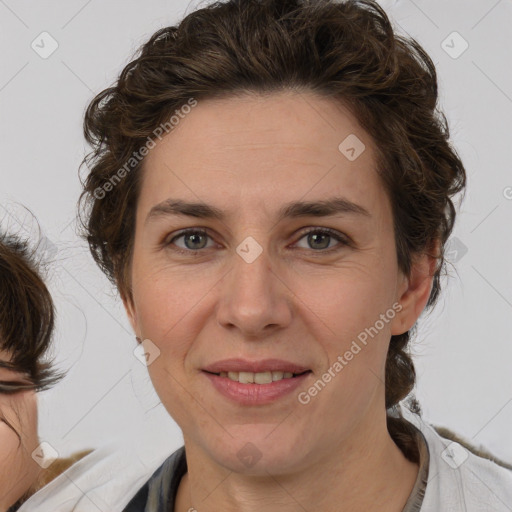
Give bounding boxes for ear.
[391,240,440,336]
[121,291,139,337]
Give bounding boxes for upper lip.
[202,358,311,374]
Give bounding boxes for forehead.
[139,91,386,219]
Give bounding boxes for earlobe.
[390,247,438,336]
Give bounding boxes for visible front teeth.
[272,371,284,381]
[218,371,295,383]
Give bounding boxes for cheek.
[0,420,19,466]
[20,393,39,446]
[0,393,39,451]
[132,265,214,354]
[295,263,397,341]
[132,276,202,403]
[134,255,198,320]
[0,392,39,470]
[0,393,40,495]
[294,267,397,403]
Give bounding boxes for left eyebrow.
[276,197,371,221]
[145,196,371,226]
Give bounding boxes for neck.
[175,410,419,512]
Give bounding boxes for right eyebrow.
[145,200,225,225]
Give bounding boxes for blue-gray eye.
[171,230,211,250]
[295,228,347,251]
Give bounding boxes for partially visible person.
[0,231,89,512]
[1,231,168,512]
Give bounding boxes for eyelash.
[165,227,351,255]
[0,381,36,395]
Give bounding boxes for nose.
[215,242,293,338]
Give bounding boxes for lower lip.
[202,371,311,405]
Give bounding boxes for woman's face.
[125,91,432,474]
[0,350,40,510]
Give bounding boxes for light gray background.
[0,0,511,464]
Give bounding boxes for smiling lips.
[202,358,311,374]
[203,358,311,383]
[218,370,300,384]
[202,358,312,404]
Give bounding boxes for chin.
[203,426,310,475]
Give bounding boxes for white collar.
[400,404,512,511]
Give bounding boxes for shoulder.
[15,441,176,512]
[400,404,512,511]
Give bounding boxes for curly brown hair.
[0,232,63,391]
[79,0,466,462]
